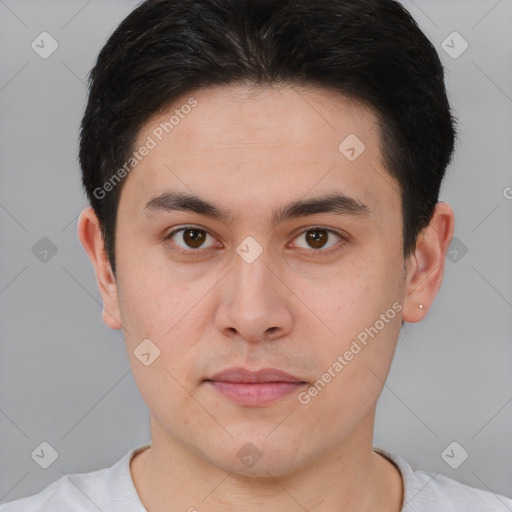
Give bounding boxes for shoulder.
[0,443,149,512]
[374,447,512,512]
[0,469,110,512]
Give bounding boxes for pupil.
[306,230,327,249]
[184,229,205,248]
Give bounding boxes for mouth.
[204,367,307,406]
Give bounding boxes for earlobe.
[402,201,455,323]
[77,207,123,330]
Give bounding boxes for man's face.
[112,84,407,476]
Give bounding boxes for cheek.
[120,280,202,420]
[297,249,399,334]
[115,258,210,383]
[115,243,196,339]
[295,247,403,390]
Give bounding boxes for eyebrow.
[142,190,371,224]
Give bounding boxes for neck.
[131,413,403,512]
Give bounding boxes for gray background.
[1,0,511,505]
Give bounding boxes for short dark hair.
[79,0,456,277]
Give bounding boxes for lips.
[206,367,305,384]
[205,367,307,406]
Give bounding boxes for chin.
[204,436,313,479]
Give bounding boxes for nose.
[214,246,294,344]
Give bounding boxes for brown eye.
[182,228,206,248]
[166,226,216,252]
[292,227,344,253]
[305,229,329,249]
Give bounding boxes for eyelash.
[164,225,349,258]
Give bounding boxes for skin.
[78,83,454,512]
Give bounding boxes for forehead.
[120,83,400,225]
[152,83,379,153]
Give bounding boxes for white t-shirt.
[1,443,511,511]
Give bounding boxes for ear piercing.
[418,304,424,309]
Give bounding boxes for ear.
[402,201,455,323]
[77,207,122,330]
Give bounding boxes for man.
[2,0,510,510]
